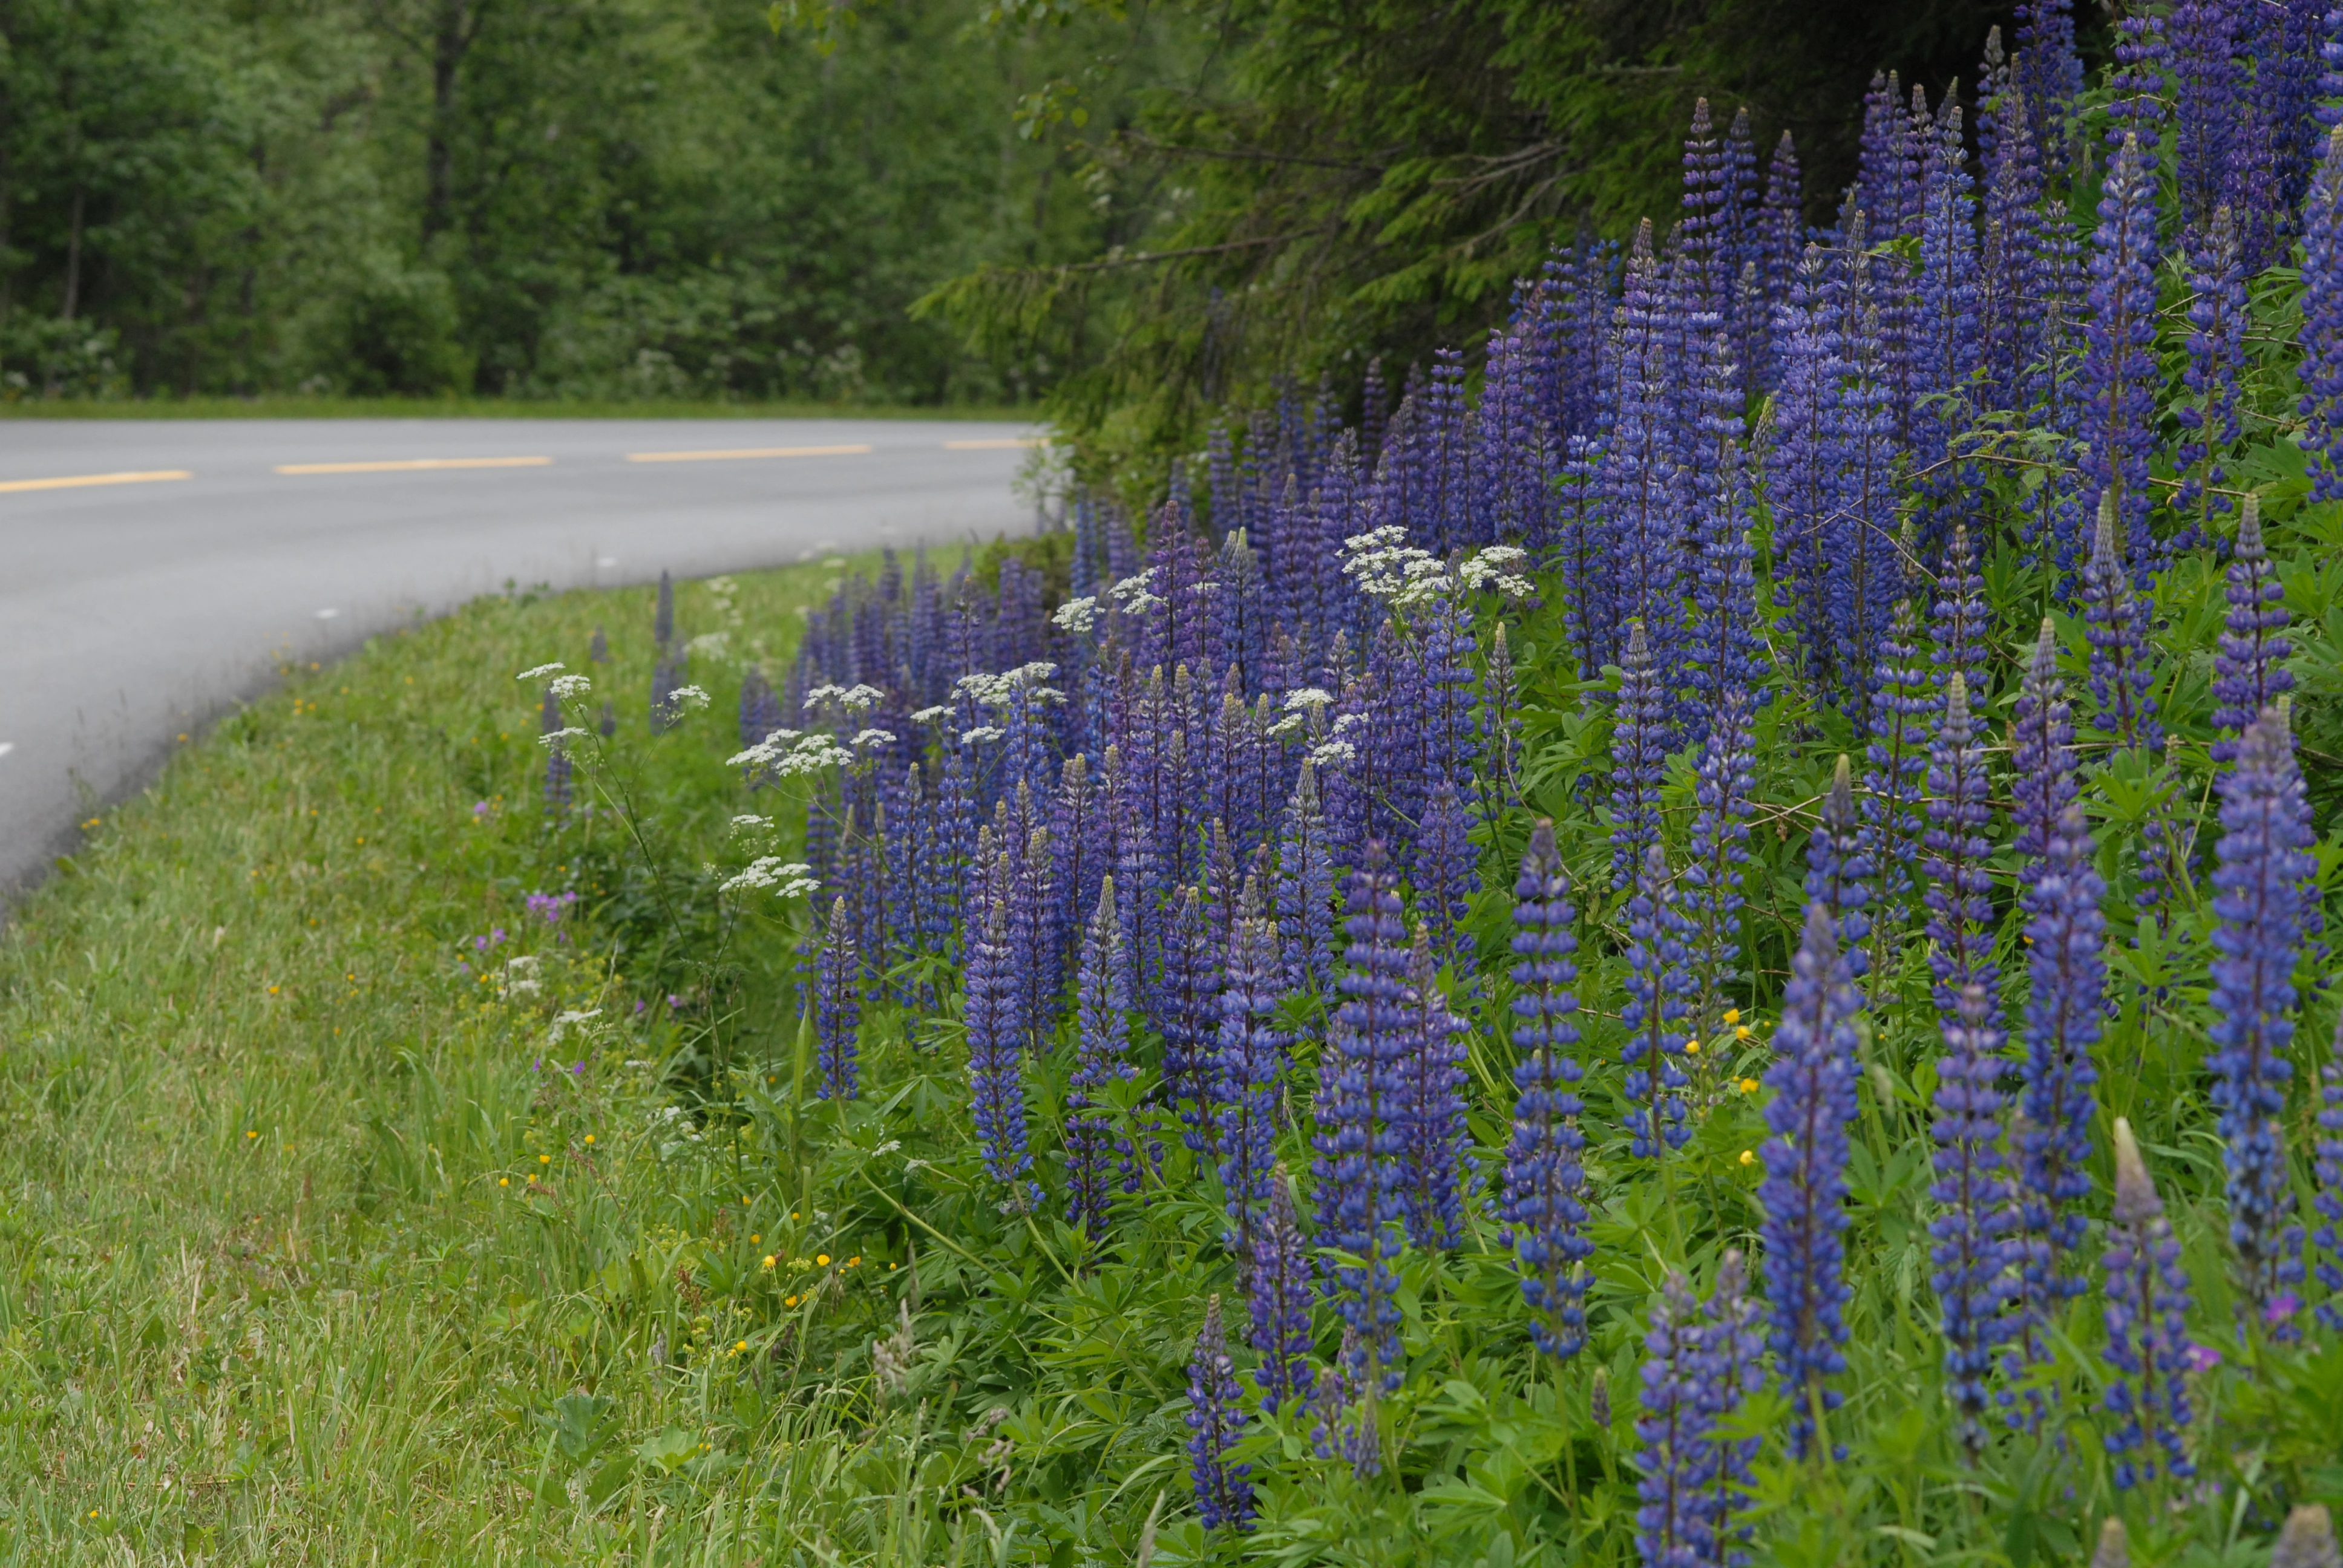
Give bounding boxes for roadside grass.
[0,396,1035,422]
[0,564,923,1564]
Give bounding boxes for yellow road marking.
[624,445,874,463]
[0,469,192,494]
[943,438,1047,450]
[274,457,552,475]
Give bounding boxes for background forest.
[1,0,2031,408]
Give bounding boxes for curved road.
[0,417,1037,897]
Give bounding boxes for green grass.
[0,396,1037,422]
[0,566,940,1564]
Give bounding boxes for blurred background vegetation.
[0,0,2066,412]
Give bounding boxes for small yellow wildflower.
[583,1134,595,1145]
[1738,1077,1760,1094]
[762,1255,776,1269]
[735,1340,747,1354]
[1723,1008,1740,1025]
[816,1253,831,1266]
[499,1177,510,1187]
[848,1256,861,1267]
[1734,1024,1751,1040]
[246,1130,258,1140]
[539,1154,552,1165]
[1684,1040,1701,1056]
[750,1233,760,1244]
[785,1295,799,1307]
[1738,1149,1754,1166]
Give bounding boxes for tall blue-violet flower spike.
[2313,1046,2343,1332]
[1248,1168,1316,1414]
[2208,707,2314,1326]
[815,896,862,1100]
[2212,498,2294,765]
[1621,842,1696,1160]
[2172,0,2243,236]
[542,686,574,817]
[1702,1253,1766,1567]
[1502,820,1591,1359]
[2076,132,2164,585]
[966,897,1037,1203]
[1275,760,1340,995]
[1611,621,1668,889]
[1928,524,1989,707]
[2102,1118,2197,1491]
[1215,882,1289,1248]
[1684,325,1768,739]
[1861,600,1933,989]
[2080,492,2163,757]
[2011,620,2080,869]
[1311,842,1409,1370]
[1634,1273,1718,1568]
[1682,688,1755,1037]
[1760,902,1863,1460]
[1415,781,1478,966]
[1066,877,1137,1233]
[1397,923,1472,1250]
[1804,757,1874,982]
[1922,675,1999,1009]
[2013,802,2106,1362]
[1162,887,1224,1157]
[2177,207,2246,554]
[1928,984,2020,1452]
[1186,1296,1256,1533]
[2301,126,2343,504]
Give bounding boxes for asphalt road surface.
[0,417,1038,897]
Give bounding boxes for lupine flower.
[1621,843,1695,1160]
[1066,878,1136,1233]
[2010,619,2079,868]
[2176,207,2246,553]
[1611,621,1668,889]
[2211,497,2294,763]
[1161,887,1224,1156]
[1804,756,1873,980]
[2074,132,2164,584]
[814,896,860,1100]
[2207,708,2313,1325]
[1215,886,1288,1246]
[2316,1048,2343,1332]
[1311,843,1409,1370]
[1501,820,1592,1359]
[2272,1507,2342,1568]
[2301,125,2343,503]
[1415,781,1478,965]
[654,569,675,648]
[1682,689,1755,1035]
[1275,761,1341,994]
[1760,903,1863,1459]
[965,897,1035,1203]
[1397,924,1470,1250]
[1599,226,1688,688]
[2008,803,2106,1369]
[1186,1296,1256,1532]
[1927,524,1988,705]
[1247,1169,1316,1414]
[2102,1118,2196,1491]
[1634,1273,1717,1568]
[1928,984,2019,1449]
[2079,491,2162,757]
[1702,1253,1765,1566]
[1922,675,1997,1008]
[1860,600,1932,985]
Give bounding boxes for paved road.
[0,417,1038,897]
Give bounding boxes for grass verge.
[0,564,907,1564]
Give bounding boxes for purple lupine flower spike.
[1501,820,1592,1359]
[2312,1040,2343,1331]
[2176,207,2246,554]
[814,895,861,1100]
[1621,841,1695,1160]
[1610,621,1669,887]
[1860,601,1932,993]
[1922,674,1997,1009]
[1804,756,1873,979]
[1928,984,2019,1452]
[2211,498,2294,765]
[1275,760,1340,995]
[1634,1273,1716,1568]
[1247,1168,1316,1414]
[2299,126,2343,504]
[965,897,1036,1203]
[1066,877,1136,1233]
[2074,132,2164,585]
[1682,688,1755,1038]
[1760,903,1863,1460]
[2208,708,2314,1327]
[1703,1252,1765,1566]
[1214,880,1288,1248]
[1311,843,1410,1373]
[2102,1119,2197,1491]
[1396,922,1470,1250]
[2080,492,2163,758]
[1186,1295,1256,1532]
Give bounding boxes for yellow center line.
[624,445,874,463]
[0,469,192,494]
[274,457,553,475]
[942,438,1048,450]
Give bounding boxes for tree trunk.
[421,0,474,243]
